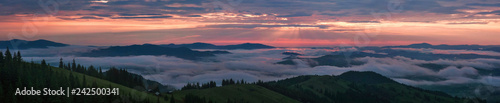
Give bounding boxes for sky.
[1,0,500,47]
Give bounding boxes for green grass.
[49,66,167,103]
[266,74,475,103]
[171,84,300,103]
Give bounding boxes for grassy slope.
[49,66,167,103]
[268,75,468,103]
[171,84,300,103]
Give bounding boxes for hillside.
[259,71,484,103]
[337,71,397,84]
[0,49,167,103]
[167,71,484,103]
[49,66,168,103]
[171,84,300,103]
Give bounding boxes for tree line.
[0,48,164,103]
[0,48,124,102]
[58,58,145,89]
[181,79,253,90]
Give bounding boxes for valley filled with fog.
[10,44,500,99]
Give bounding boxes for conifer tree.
[67,63,71,70]
[170,94,175,103]
[5,47,12,62]
[0,51,3,65]
[0,80,3,100]
[41,59,47,69]
[59,58,64,68]
[99,68,103,78]
[69,72,75,87]
[72,59,76,71]
[16,51,21,62]
[12,51,17,63]
[82,75,87,87]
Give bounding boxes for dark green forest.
[0,48,166,103]
[173,72,486,103]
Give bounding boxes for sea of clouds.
[9,46,500,89]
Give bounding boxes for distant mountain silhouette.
[202,50,231,54]
[385,42,493,50]
[406,43,433,48]
[161,42,275,49]
[277,52,380,67]
[483,47,500,52]
[282,51,302,55]
[80,44,228,60]
[162,42,217,49]
[0,39,68,49]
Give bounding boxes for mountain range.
[0,39,68,49]
[0,39,275,50]
[160,42,275,49]
[79,44,228,60]
[385,43,500,51]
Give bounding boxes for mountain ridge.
[257,71,483,103]
[80,44,228,60]
[161,42,275,50]
[0,39,69,49]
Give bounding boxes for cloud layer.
[21,47,500,89]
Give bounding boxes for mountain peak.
[241,43,262,45]
[338,71,397,84]
[409,43,432,46]
[9,39,28,42]
[141,43,156,46]
[33,39,51,42]
[192,42,212,44]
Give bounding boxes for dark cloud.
[276,12,312,17]
[429,6,468,14]
[320,12,349,16]
[57,17,77,20]
[92,14,113,17]
[346,21,381,23]
[467,3,500,7]
[205,24,330,29]
[119,13,163,16]
[112,15,173,19]
[447,22,489,25]
[162,7,205,11]
[79,16,103,19]
[0,0,495,22]
[477,10,500,15]
[186,15,202,17]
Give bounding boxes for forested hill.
[258,72,483,103]
[171,72,485,103]
[0,48,168,103]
